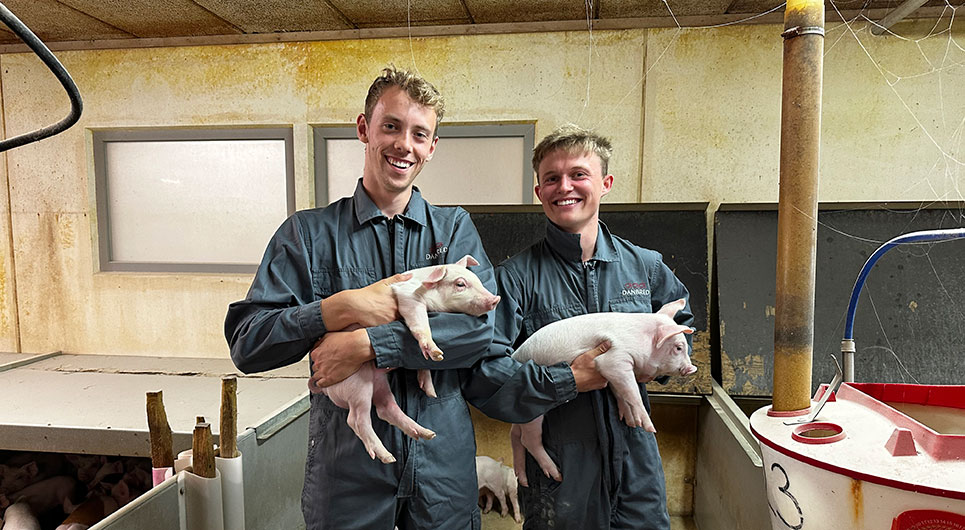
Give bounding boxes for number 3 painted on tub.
[767,462,804,530]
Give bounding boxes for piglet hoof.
[424,346,444,361]
[417,370,438,398]
[419,428,437,440]
[370,448,396,464]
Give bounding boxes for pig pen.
[0,352,309,530]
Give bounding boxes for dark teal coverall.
[465,220,694,530]
[225,182,558,529]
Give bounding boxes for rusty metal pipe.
[773,0,824,413]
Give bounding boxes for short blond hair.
[532,124,613,176]
[364,66,446,136]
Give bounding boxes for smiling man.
[225,67,497,529]
[472,124,694,529]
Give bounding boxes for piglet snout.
[485,295,500,312]
[680,365,698,376]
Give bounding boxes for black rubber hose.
[0,2,83,152]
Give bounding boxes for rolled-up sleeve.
[371,209,495,370]
[224,215,326,374]
[463,265,577,423]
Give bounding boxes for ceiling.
[0,0,955,50]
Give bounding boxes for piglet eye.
[455,279,467,288]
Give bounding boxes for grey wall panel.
[716,204,965,396]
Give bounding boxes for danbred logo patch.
[622,281,650,297]
[426,242,448,260]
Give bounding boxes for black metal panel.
[467,205,709,330]
[716,204,965,396]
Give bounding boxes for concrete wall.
[1,16,962,526]
[1,18,960,358]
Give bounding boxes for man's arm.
[463,265,607,424]
[225,215,324,374]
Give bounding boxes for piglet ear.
[657,298,686,318]
[455,254,479,268]
[422,266,447,289]
[24,461,38,478]
[112,479,131,505]
[655,324,693,349]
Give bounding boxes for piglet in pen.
[0,462,39,497]
[2,501,42,530]
[0,476,79,529]
[311,255,500,464]
[511,298,697,485]
[475,455,520,523]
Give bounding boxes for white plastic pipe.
[178,469,225,530]
[215,453,246,530]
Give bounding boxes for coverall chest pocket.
[608,293,652,314]
[520,302,585,343]
[312,267,377,298]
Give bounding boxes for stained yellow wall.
[3,19,961,358]
[0,31,652,356]
[2,16,960,527]
[645,18,965,206]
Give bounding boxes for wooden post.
[773,0,825,413]
[192,422,216,478]
[146,391,174,469]
[220,376,239,458]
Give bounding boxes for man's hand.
[307,328,375,393]
[570,341,610,392]
[321,273,412,331]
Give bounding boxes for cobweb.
[605,1,965,385]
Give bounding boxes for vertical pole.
[773,0,824,413]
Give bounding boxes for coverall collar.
[544,220,620,263]
[352,179,428,227]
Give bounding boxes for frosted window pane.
[106,139,288,265]
[326,137,526,205]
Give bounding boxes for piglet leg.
[398,298,444,361]
[372,369,436,441]
[510,424,528,487]
[341,365,396,463]
[479,487,495,513]
[596,353,655,432]
[515,416,561,483]
[508,483,521,523]
[416,369,437,398]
